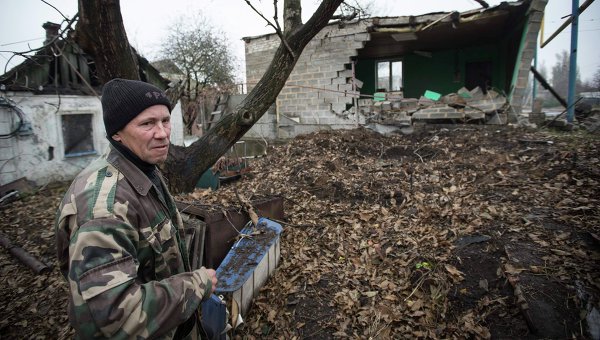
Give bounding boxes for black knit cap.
[101,78,172,137]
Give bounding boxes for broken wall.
[244,20,371,139]
[509,0,547,119]
[356,44,510,99]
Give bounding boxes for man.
[56,78,217,339]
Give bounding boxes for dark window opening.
[61,114,96,157]
[465,61,492,94]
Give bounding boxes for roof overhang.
[358,1,530,59]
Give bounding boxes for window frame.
[376,59,403,92]
[59,112,98,159]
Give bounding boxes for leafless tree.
[76,0,355,193]
[157,12,237,134]
[551,50,583,99]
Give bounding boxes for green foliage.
[415,261,432,270]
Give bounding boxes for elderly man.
[56,78,217,339]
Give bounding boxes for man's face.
[112,105,171,164]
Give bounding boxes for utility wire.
[0,97,25,139]
[0,37,44,47]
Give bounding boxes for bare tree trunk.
[284,0,303,31]
[163,0,344,193]
[76,0,344,194]
[193,71,200,99]
[75,0,139,81]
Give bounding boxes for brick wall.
[510,0,547,119]
[244,20,371,138]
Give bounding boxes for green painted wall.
[357,43,512,99]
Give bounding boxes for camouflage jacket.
[55,145,212,339]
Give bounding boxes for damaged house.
[0,22,185,187]
[242,0,546,139]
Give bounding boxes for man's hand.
[205,268,217,294]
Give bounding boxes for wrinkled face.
[112,105,171,164]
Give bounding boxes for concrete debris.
[359,86,509,128]
[579,109,600,133]
[536,109,599,133]
[365,123,413,136]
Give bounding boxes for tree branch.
[473,0,490,9]
[41,0,71,22]
[243,0,295,58]
[1,13,78,76]
[164,0,345,193]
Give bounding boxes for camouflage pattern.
[56,145,212,339]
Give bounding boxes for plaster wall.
[0,93,184,186]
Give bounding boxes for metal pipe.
[0,233,50,274]
[567,0,579,123]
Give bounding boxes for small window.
[61,114,96,157]
[376,60,403,92]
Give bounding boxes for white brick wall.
[244,20,371,138]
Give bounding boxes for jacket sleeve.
[67,217,212,339]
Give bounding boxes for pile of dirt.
[1,125,599,339]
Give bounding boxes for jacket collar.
[106,144,154,196]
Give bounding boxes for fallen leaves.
[444,264,465,282]
[2,126,599,339]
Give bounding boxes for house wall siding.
[0,93,184,186]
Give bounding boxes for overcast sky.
[1,0,599,83]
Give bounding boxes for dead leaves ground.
[1,125,599,339]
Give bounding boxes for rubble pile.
[194,126,600,339]
[359,87,510,129]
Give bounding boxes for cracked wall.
[244,21,371,139]
[0,94,185,185]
